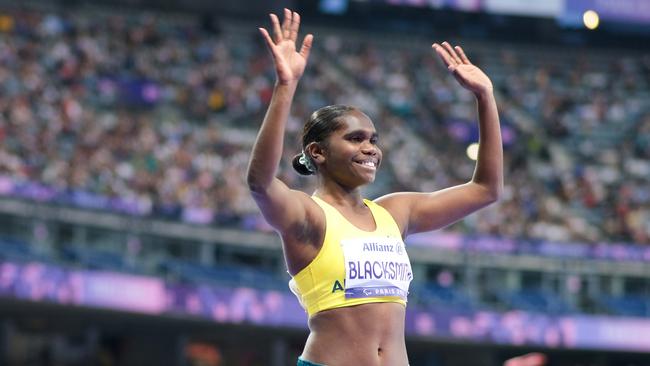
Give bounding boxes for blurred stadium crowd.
[0,4,649,365]
[0,8,649,245]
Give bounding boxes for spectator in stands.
[246,8,502,366]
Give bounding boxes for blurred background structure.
[0,0,649,365]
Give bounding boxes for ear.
[306,142,326,165]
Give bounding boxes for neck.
[313,178,365,208]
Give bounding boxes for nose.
[361,141,378,155]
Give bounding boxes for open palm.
[259,9,313,85]
[433,41,493,96]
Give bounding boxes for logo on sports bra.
[332,280,344,293]
[341,237,413,300]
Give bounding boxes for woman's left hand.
[503,352,547,366]
[433,42,493,96]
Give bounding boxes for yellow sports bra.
[289,196,413,316]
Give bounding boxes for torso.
[286,194,410,366]
[302,302,408,366]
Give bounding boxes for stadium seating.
[0,7,648,322]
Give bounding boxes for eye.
[370,137,379,144]
[349,136,364,143]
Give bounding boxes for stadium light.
[583,10,600,30]
[466,143,479,161]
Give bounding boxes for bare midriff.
[301,302,408,366]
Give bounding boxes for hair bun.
[292,153,315,176]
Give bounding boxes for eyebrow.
[343,130,379,139]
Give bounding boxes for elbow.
[246,170,271,196]
[488,182,504,203]
[246,161,276,195]
[474,181,503,205]
[246,168,261,193]
[485,179,504,203]
[246,175,265,195]
[488,187,502,204]
[247,182,268,197]
[245,163,260,191]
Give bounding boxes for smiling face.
[313,109,382,188]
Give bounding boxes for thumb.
[299,34,313,60]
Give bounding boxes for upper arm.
[249,177,320,236]
[375,182,499,237]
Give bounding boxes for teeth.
[361,161,376,167]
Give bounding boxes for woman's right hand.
[259,9,313,85]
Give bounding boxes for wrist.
[275,76,300,87]
[474,86,494,101]
[272,81,299,102]
[274,80,299,92]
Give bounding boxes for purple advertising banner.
[565,0,650,24]
[0,261,307,327]
[406,308,650,352]
[406,231,650,262]
[2,260,650,352]
[81,272,167,314]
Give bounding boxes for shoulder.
[373,192,419,214]
[373,192,420,237]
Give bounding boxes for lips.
[353,159,379,170]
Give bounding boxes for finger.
[504,353,547,366]
[270,13,282,43]
[299,34,313,60]
[282,8,292,39]
[432,43,456,69]
[455,45,472,65]
[259,28,278,56]
[522,353,547,366]
[290,11,300,42]
[442,41,462,64]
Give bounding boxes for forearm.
[471,90,503,199]
[246,82,298,192]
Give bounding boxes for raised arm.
[246,9,315,233]
[377,42,503,236]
